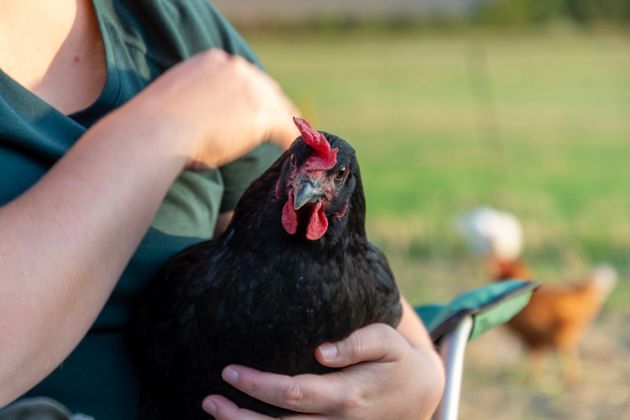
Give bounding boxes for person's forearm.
[0,106,189,405]
[0,47,299,406]
[397,296,444,418]
[397,296,435,350]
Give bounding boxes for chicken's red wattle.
[282,191,328,240]
[282,191,298,235]
[306,202,327,240]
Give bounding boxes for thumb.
[315,323,405,368]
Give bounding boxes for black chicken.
[134,118,402,419]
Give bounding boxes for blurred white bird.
[457,206,523,262]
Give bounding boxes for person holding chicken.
[0,1,444,419]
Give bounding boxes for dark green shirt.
[0,1,279,418]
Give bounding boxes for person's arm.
[0,49,298,406]
[214,211,235,237]
[398,295,436,349]
[202,296,445,420]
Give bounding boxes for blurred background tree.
[213,0,630,29]
[475,0,630,26]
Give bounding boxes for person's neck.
[0,0,106,114]
[0,0,80,47]
[0,0,79,87]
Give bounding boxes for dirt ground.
[460,311,630,419]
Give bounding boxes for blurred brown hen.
[459,207,617,382]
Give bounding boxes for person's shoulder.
[110,0,255,62]
[114,0,222,22]
[126,0,223,27]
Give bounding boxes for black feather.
[133,131,402,419]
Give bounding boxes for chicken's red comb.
[293,117,337,170]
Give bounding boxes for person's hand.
[201,323,445,419]
[113,49,299,169]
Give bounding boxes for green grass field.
[250,30,630,287]
[249,30,630,419]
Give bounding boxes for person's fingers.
[268,115,301,150]
[219,365,353,414]
[315,323,406,368]
[202,394,330,420]
[202,394,271,420]
[242,69,299,149]
[205,51,300,151]
[263,92,301,149]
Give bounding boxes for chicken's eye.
[290,155,297,168]
[335,166,347,183]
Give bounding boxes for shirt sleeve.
[218,143,283,212]
[130,0,265,67]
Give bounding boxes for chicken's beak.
[293,179,325,210]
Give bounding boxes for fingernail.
[222,367,239,384]
[202,399,216,415]
[319,343,338,361]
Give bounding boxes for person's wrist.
[109,100,200,167]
